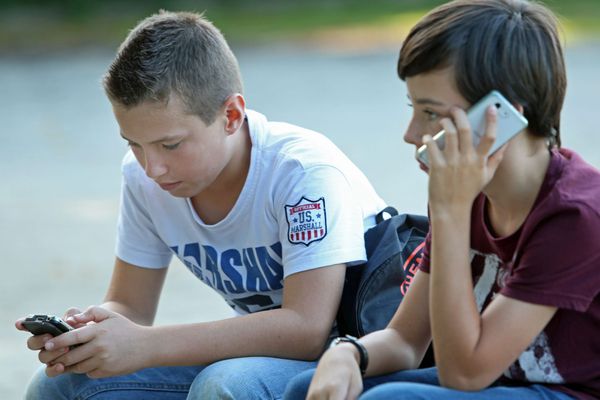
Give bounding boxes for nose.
[403,118,422,148]
[143,151,168,180]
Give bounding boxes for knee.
[188,357,316,400]
[361,382,433,400]
[282,369,315,400]
[187,359,251,400]
[25,366,72,400]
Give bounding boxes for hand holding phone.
[21,314,73,337]
[416,90,528,167]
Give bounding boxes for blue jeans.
[283,367,575,400]
[26,357,317,400]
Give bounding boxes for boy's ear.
[223,93,246,134]
[514,103,525,114]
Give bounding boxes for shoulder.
[536,148,600,223]
[553,148,600,209]
[247,109,350,170]
[518,150,600,269]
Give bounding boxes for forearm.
[361,328,427,376]
[429,209,482,378]
[141,307,331,368]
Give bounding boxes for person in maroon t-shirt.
[283,1,599,400]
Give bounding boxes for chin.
[166,186,193,198]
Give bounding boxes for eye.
[162,141,181,151]
[424,109,439,122]
[126,141,140,148]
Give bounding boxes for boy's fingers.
[45,326,93,351]
[439,118,458,159]
[27,334,52,351]
[477,105,498,156]
[64,307,82,317]
[45,363,66,378]
[52,341,97,368]
[63,308,83,326]
[450,107,473,152]
[15,319,27,331]
[488,143,507,170]
[39,347,70,364]
[423,134,444,166]
[72,305,113,324]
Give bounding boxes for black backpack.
[336,207,434,366]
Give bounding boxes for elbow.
[301,345,326,361]
[294,324,333,360]
[302,331,332,360]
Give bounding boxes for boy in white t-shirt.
[17,11,386,400]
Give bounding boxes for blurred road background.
[1,0,599,398]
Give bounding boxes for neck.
[191,120,252,224]
[483,135,551,237]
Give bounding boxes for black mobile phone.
[22,314,73,337]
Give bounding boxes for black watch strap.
[330,335,369,375]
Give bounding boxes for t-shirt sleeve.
[501,205,600,312]
[276,165,367,278]
[115,174,173,269]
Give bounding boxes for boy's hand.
[306,345,363,400]
[15,307,84,367]
[41,306,151,378]
[424,105,505,215]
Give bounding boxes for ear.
[514,103,525,114]
[222,94,246,134]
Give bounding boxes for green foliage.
[0,0,598,54]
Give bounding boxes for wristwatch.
[329,335,369,375]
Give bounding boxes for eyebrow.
[406,94,446,107]
[120,133,182,145]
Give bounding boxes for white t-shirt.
[116,110,386,314]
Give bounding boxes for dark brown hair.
[103,10,243,125]
[398,0,566,147]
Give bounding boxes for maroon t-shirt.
[420,149,600,400]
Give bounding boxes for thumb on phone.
[70,305,114,325]
[63,307,86,328]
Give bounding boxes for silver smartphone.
[416,90,528,167]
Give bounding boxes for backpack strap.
[375,206,398,224]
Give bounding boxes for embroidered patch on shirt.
[285,197,327,246]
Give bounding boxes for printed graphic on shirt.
[469,249,564,384]
[285,197,327,246]
[504,332,565,383]
[170,241,284,314]
[470,249,504,311]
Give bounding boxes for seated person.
[17,10,387,400]
[284,1,600,399]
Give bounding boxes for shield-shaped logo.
[285,197,327,246]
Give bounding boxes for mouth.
[157,181,182,191]
[416,158,429,173]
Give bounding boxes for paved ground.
[1,40,599,399]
